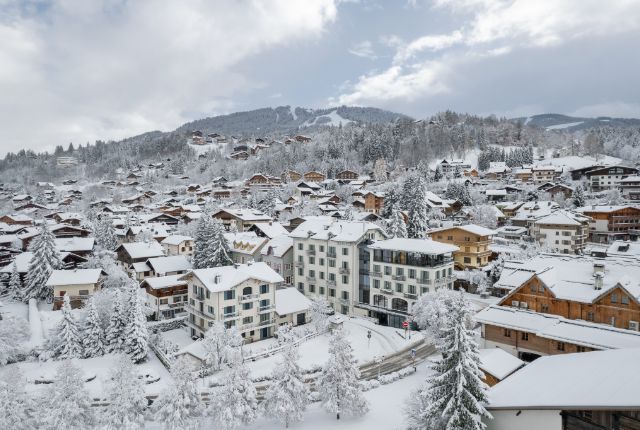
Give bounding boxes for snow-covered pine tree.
[208,219,233,267]
[124,287,149,363]
[101,355,147,430]
[317,327,368,420]
[406,176,429,238]
[153,356,204,430]
[433,164,444,182]
[381,187,400,218]
[202,321,233,372]
[263,345,309,428]
[192,213,213,269]
[105,289,127,353]
[0,313,29,365]
[97,218,119,251]
[387,206,408,238]
[572,184,586,208]
[23,222,61,302]
[8,261,22,300]
[82,297,104,358]
[38,361,94,429]
[54,294,83,359]
[0,369,36,430]
[208,356,258,430]
[342,205,354,221]
[309,296,332,333]
[422,292,491,430]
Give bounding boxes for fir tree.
[192,213,213,269]
[202,321,237,372]
[0,369,36,430]
[263,345,309,428]
[153,357,204,430]
[82,297,105,358]
[8,261,22,300]
[433,165,444,182]
[381,187,400,218]
[421,293,491,430]
[317,327,369,420]
[105,290,127,353]
[208,219,233,267]
[309,297,332,333]
[124,287,149,363]
[387,207,408,238]
[97,218,119,251]
[406,176,429,238]
[572,185,586,208]
[101,355,147,430]
[0,314,29,365]
[23,222,61,302]
[209,358,258,430]
[54,294,83,359]
[38,361,94,429]
[342,205,354,221]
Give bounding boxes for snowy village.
[2,2,640,430]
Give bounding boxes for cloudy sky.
[2,0,640,153]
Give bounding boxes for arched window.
[242,286,253,296]
[391,298,408,313]
[373,295,387,308]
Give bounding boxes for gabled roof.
[275,287,311,315]
[46,268,103,286]
[161,235,193,246]
[118,241,165,259]
[146,255,192,274]
[181,262,283,293]
[368,238,458,255]
[289,219,386,242]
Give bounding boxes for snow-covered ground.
[532,154,622,170]
[247,360,433,430]
[302,109,353,127]
[546,121,584,130]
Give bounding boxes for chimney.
[594,272,604,290]
[593,261,605,275]
[214,274,221,284]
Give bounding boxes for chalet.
[54,237,95,257]
[303,171,326,183]
[484,349,640,430]
[140,212,179,226]
[363,191,384,214]
[161,235,194,257]
[116,241,165,268]
[48,268,105,310]
[577,205,640,243]
[51,212,83,226]
[585,165,639,191]
[439,159,471,176]
[230,150,249,160]
[282,170,302,182]
[429,224,495,269]
[245,174,281,188]
[225,232,268,264]
[511,167,532,182]
[335,169,359,182]
[569,164,605,180]
[0,214,33,226]
[11,194,32,207]
[545,183,573,200]
[212,208,271,232]
[531,210,591,254]
[485,162,511,180]
[618,175,640,200]
[141,275,189,320]
[294,135,312,143]
[478,348,524,387]
[248,222,289,239]
[463,168,479,177]
[531,165,562,184]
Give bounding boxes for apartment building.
[182,262,283,341]
[429,224,495,269]
[161,235,194,257]
[290,218,387,315]
[531,210,591,254]
[364,238,458,328]
[585,165,639,191]
[577,205,640,243]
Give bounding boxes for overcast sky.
[2,0,640,154]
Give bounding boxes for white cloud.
[0,0,338,153]
[335,0,640,107]
[348,40,377,59]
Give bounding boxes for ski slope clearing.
[546,121,584,130]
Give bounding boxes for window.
[538,285,545,293]
[309,256,315,264]
[224,290,235,300]
[319,258,325,266]
[587,312,594,321]
[530,284,537,293]
[319,287,325,295]
[160,298,168,305]
[298,243,303,250]
[611,293,618,303]
[78,289,89,296]
[309,284,315,293]
[329,273,336,281]
[373,264,381,273]
[342,275,348,284]
[328,259,336,268]
[319,245,325,252]
[223,305,235,315]
[319,272,325,280]
[341,291,349,300]
[342,247,348,256]
[384,266,392,275]
[408,285,416,295]
[408,269,416,279]
[373,279,380,289]
[396,283,403,293]
[308,244,315,251]
[309,270,315,278]
[297,282,304,291]
[243,302,253,310]
[242,316,253,325]
[521,332,529,341]
[447,235,453,240]
[541,304,549,313]
[384,281,391,290]
[577,346,587,353]
[503,329,511,337]
[463,257,471,264]
[557,342,565,351]
[329,289,336,297]
[298,268,303,276]
[622,295,630,305]
[260,284,269,294]
[207,305,214,314]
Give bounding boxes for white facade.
[486,410,562,430]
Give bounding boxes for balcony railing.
[371,271,382,278]
[239,293,259,302]
[306,249,316,255]
[194,292,205,301]
[404,292,418,300]
[392,274,406,281]
[306,276,316,282]
[327,251,337,258]
[381,288,394,295]
[327,279,337,287]
[294,261,304,268]
[339,267,350,275]
[258,304,274,313]
[417,278,431,285]
[223,311,239,319]
[186,304,215,320]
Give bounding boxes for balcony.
[404,292,418,300]
[339,267,350,275]
[327,279,337,287]
[259,318,276,327]
[371,271,382,278]
[339,298,350,306]
[185,319,207,332]
[294,261,304,268]
[239,293,259,303]
[223,311,239,320]
[258,304,274,313]
[392,274,406,281]
[193,292,205,301]
[417,278,431,285]
[306,249,316,255]
[327,251,337,259]
[381,288,394,295]
[306,276,316,282]
[186,304,215,320]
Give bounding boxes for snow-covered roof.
[54,237,95,253]
[431,224,496,237]
[606,241,640,257]
[533,210,590,226]
[251,222,289,239]
[368,238,458,255]
[183,262,284,293]
[488,348,640,410]
[275,287,311,315]
[46,268,103,286]
[225,232,268,255]
[260,235,294,258]
[478,348,524,380]
[214,208,271,222]
[476,305,640,350]
[161,234,193,246]
[496,254,640,303]
[119,241,165,259]
[146,255,192,274]
[289,219,385,242]
[577,205,639,213]
[141,274,188,290]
